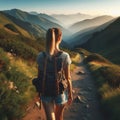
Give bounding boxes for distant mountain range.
[68,18,116,47]
[3,9,70,38]
[52,13,93,27]
[30,11,61,25]
[0,9,70,49]
[70,15,114,33]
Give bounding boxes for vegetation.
[0,29,45,61]
[79,48,120,120]
[4,23,20,33]
[0,48,31,119]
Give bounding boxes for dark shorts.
[40,91,68,105]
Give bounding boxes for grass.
[0,47,37,119]
[62,48,81,71]
[79,48,120,120]
[71,53,80,71]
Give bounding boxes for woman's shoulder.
[61,51,72,65]
[61,51,70,57]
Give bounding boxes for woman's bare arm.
[64,64,73,104]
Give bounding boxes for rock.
[83,117,88,120]
[85,104,90,108]
[79,91,88,95]
[87,87,92,91]
[77,70,85,75]
[86,113,91,118]
[74,95,86,103]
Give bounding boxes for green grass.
[0,47,37,119]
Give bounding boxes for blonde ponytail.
[46,28,55,55]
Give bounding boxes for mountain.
[70,15,114,33]
[30,11,61,25]
[0,11,46,60]
[29,11,39,15]
[4,9,70,38]
[38,13,61,25]
[67,18,116,48]
[78,17,120,64]
[0,11,45,39]
[52,13,93,27]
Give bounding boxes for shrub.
[0,48,10,71]
[100,66,120,88]
[85,53,112,64]
[4,24,20,33]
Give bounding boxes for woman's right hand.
[67,94,73,105]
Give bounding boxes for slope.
[70,15,114,33]
[0,12,33,39]
[79,17,120,64]
[68,18,116,48]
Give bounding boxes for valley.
[0,8,120,120]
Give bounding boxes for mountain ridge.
[67,18,116,47]
[3,9,70,38]
[70,15,114,33]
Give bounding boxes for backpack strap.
[41,52,48,95]
[54,51,63,95]
[54,51,66,95]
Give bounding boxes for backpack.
[32,51,68,96]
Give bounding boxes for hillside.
[70,15,114,33]
[79,17,120,64]
[0,11,46,60]
[0,11,46,119]
[68,18,116,48]
[0,12,34,39]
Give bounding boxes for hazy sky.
[0,0,120,16]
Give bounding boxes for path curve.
[64,55,105,120]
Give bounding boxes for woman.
[37,28,73,120]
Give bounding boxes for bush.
[0,48,10,71]
[100,66,120,88]
[85,53,111,64]
[4,24,20,33]
[0,37,38,61]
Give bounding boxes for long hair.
[53,28,62,42]
[46,28,55,55]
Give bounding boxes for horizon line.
[0,8,119,17]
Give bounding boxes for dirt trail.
[22,55,105,120]
[64,55,105,120]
